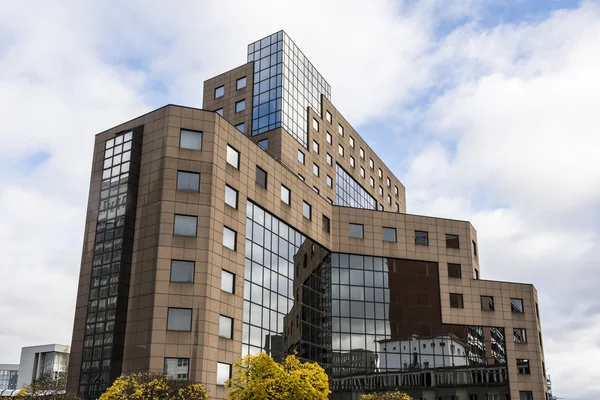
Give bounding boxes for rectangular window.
[174,215,197,237]
[339,144,344,156]
[378,168,383,178]
[539,332,543,348]
[326,111,332,123]
[167,308,192,331]
[386,177,391,187]
[256,166,267,188]
[215,85,224,98]
[360,148,365,159]
[387,195,392,205]
[326,132,332,144]
[177,171,200,192]
[223,226,237,250]
[313,186,319,194]
[165,358,189,380]
[226,145,240,169]
[303,201,311,220]
[382,227,396,242]
[179,129,203,150]
[395,186,398,196]
[481,296,495,311]
[338,124,344,136]
[349,223,364,239]
[216,108,223,116]
[395,203,400,212]
[281,185,291,205]
[327,175,333,188]
[514,328,527,343]
[313,163,319,177]
[171,260,194,283]
[369,158,374,169]
[326,153,332,166]
[511,298,524,313]
[350,156,355,168]
[446,234,460,249]
[536,303,540,320]
[415,231,429,246]
[298,150,305,164]
[313,118,319,131]
[313,140,319,153]
[327,198,333,205]
[235,123,245,133]
[474,269,479,279]
[378,186,383,196]
[370,177,374,187]
[217,363,231,386]
[448,263,462,278]
[350,136,355,148]
[219,315,233,339]
[235,100,245,113]
[298,174,305,181]
[323,215,330,233]
[221,270,235,293]
[236,77,246,89]
[517,359,530,374]
[519,392,533,400]
[258,138,268,150]
[472,240,478,256]
[360,167,365,178]
[225,185,238,209]
[450,293,464,308]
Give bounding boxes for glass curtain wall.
[335,164,376,210]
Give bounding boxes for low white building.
[15,344,70,390]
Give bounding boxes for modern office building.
[16,344,70,389]
[67,31,548,400]
[0,365,18,391]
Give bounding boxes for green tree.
[98,372,209,400]
[226,353,330,400]
[361,391,413,400]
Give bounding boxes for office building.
[16,344,70,390]
[0,365,18,392]
[67,31,548,400]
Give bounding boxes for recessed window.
[338,144,344,156]
[226,145,240,169]
[323,215,330,233]
[221,269,235,293]
[170,260,194,283]
[215,86,224,98]
[235,100,245,113]
[298,174,305,182]
[387,177,391,187]
[349,223,364,239]
[216,108,224,116]
[326,132,332,144]
[387,195,392,205]
[448,263,461,278]
[360,167,365,178]
[446,234,460,249]
[298,150,305,164]
[327,197,333,205]
[327,175,333,188]
[313,140,319,154]
[378,168,383,178]
[167,308,192,331]
[395,203,400,212]
[481,296,495,311]
[474,269,480,280]
[379,186,383,196]
[415,231,429,245]
[281,185,291,205]
[219,315,233,339]
[217,363,231,386]
[235,123,245,133]
[338,124,344,136]
[369,158,374,169]
[350,137,355,148]
[536,303,540,320]
[313,118,319,131]
[326,153,332,166]
[350,156,355,168]
[256,166,267,188]
[519,391,533,400]
[382,227,396,242]
[258,138,268,150]
[517,359,530,374]
[313,163,319,177]
[177,171,200,192]
[326,111,332,123]
[179,129,203,150]
[303,201,311,220]
[472,240,478,256]
[379,204,384,211]
[236,77,246,90]
[225,185,238,209]
[223,226,237,250]
[450,293,464,308]
[164,358,189,380]
[359,148,365,159]
[370,177,374,187]
[511,298,525,313]
[514,328,527,343]
[174,215,197,237]
[394,186,398,196]
[313,186,319,194]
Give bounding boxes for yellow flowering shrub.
[226,353,330,400]
[361,391,413,400]
[99,372,208,400]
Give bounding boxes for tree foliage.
[361,391,413,400]
[98,372,209,400]
[16,372,80,400]
[226,352,330,400]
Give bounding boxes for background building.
[67,31,548,400]
[16,344,70,390]
[0,365,18,391]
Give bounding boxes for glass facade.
[0,368,18,390]
[336,164,376,210]
[248,31,331,147]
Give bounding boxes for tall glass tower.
[248,31,331,148]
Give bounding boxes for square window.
[326,132,332,144]
[215,86,224,98]
[349,223,364,239]
[256,166,267,188]
[281,185,291,205]
[313,140,319,154]
[382,227,396,242]
[217,363,231,386]
[226,145,240,169]
[369,158,374,169]
[235,100,245,113]
[448,263,462,278]
[216,108,223,116]
[313,163,319,177]
[223,226,237,250]
[415,231,429,245]
[338,124,344,136]
[514,328,527,343]
[519,391,533,400]
[170,260,194,283]
[446,234,460,249]
[167,308,192,331]
[323,215,330,233]
[313,118,319,131]
[165,358,189,380]
[360,148,365,159]
[236,77,246,89]
[370,177,374,187]
[326,153,332,166]
[350,156,355,168]
[179,129,203,150]
[360,167,365,178]
[298,150,305,164]
[339,144,344,156]
[177,171,200,192]
[221,270,235,293]
[449,293,464,308]
[481,296,495,311]
[349,136,355,148]
[326,111,332,123]
[225,185,238,209]
[378,168,383,178]
[511,298,525,313]
[517,359,530,374]
[219,315,233,339]
[327,175,333,188]
[235,123,245,133]
[174,215,197,237]
[258,138,268,150]
[303,201,311,220]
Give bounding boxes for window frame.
[216,363,231,386]
[313,140,319,154]
[449,293,464,309]
[221,269,235,294]
[235,99,246,113]
[323,215,330,233]
[349,223,364,239]
[312,118,319,131]
[514,328,528,343]
[176,170,200,193]
[256,166,268,188]
[302,201,312,220]
[235,123,245,133]
[338,124,344,136]
[173,214,198,237]
[214,85,224,98]
[226,145,240,169]
[415,230,429,246]
[167,307,192,332]
[280,185,291,205]
[224,185,238,209]
[236,76,246,90]
[223,226,237,251]
[448,263,462,278]
[511,298,525,313]
[382,227,397,242]
[480,295,495,311]
[179,129,203,150]
[170,260,195,283]
[313,163,319,177]
[338,144,344,156]
[298,150,305,164]
[219,315,234,339]
[446,234,460,249]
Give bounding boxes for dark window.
[170,260,194,283]
[514,328,527,343]
[174,215,197,236]
[176,171,200,192]
[323,215,330,233]
[256,166,267,188]
[179,129,202,150]
[481,296,495,311]
[542,361,546,377]
[448,263,462,278]
[303,201,311,220]
[539,332,543,348]
[167,308,192,331]
[446,234,460,249]
[221,270,235,293]
[474,269,479,279]
[382,227,396,242]
[225,185,238,209]
[281,185,291,205]
[517,359,530,374]
[511,298,524,313]
[450,293,464,308]
[415,231,429,246]
[536,303,540,320]
[214,86,224,98]
[472,240,478,256]
[349,223,364,239]
[519,391,533,400]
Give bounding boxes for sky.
[0,0,599,398]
